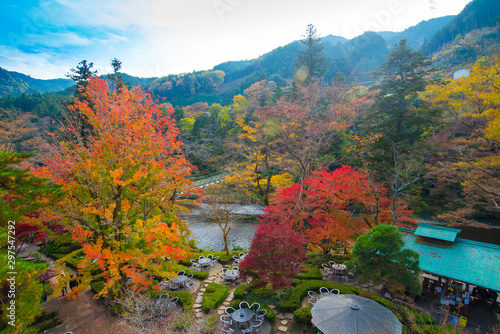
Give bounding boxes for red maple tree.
[239,221,307,289]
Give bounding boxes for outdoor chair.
[232,266,239,271]
[241,328,252,334]
[329,261,336,266]
[222,268,228,274]
[239,252,246,257]
[190,259,200,269]
[220,314,232,327]
[159,280,170,290]
[322,263,333,275]
[256,309,266,320]
[337,273,345,282]
[177,270,186,276]
[225,307,236,316]
[331,289,340,295]
[207,254,214,259]
[250,303,260,312]
[308,290,318,301]
[168,296,178,308]
[239,301,250,309]
[186,273,193,279]
[212,256,220,262]
[185,281,193,288]
[252,320,263,331]
[309,298,316,306]
[319,287,330,294]
[221,327,234,334]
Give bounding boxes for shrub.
[169,291,194,311]
[90,281,105,296]
[294,307,312,325]
[202,283,229,313]
[358,290,373,299]
[234,283,250,300]
[294,264,323,280]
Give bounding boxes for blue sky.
[0,0,471,79]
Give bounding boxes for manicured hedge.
[233,283,250,300]
[229,299,277,324]
[278,280,356,312]
[202,283,229,313]
[169,291,194,312]
[294,264,323,280]
[293,307,312,325]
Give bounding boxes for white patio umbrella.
[311,294,402,334]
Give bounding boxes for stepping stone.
[223,301,230,306]
[281,320,288,325]
[284,313,294,320]
[193,303,202,309]
[217,309,225,315]
[196,297,203,303]
[195,312,204,318]
[269,305,276,310]
[278,326,288,332]
[277,313,285,319]
[200,288,206,292]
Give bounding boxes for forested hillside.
[0,67,73,98]
[425,0,500,53]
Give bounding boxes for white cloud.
[24,31,91,47]
[0,45,71,79]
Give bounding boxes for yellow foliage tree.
[423,56,500,219]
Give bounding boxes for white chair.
[308,290,318,301]
[256,309,266,320]
[177,270,186,276]
[212,256,220,262]
[331,289,340,295]
[222,327,234,334]
[168,296,178,308]
[251,319,263,331]
[190,259,200,269]
[225,307,236,316]
[319,287,330,294]
[241,328,252,334]
[239,301,250,309]
[220,314,232,327]
[322,263,332,275]
[250,303,260,312]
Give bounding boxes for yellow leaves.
[110,167,125,186]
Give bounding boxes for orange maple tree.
[260,166,414,253]
[33,77,198,298]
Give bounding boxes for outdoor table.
[331,264,346,272]
[239,254,247,261]
[230,308,254,329]
[198,257,212,269]
[224,269,239,283]
[170,275,188,289]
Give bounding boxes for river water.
[181,203,263,251]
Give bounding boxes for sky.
[0,0,472,80]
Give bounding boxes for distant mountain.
[386,16,455,49]
[0,67,73,98]
[425,0,500,53]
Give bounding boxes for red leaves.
[239,222,307,289]
[261,166,413,253]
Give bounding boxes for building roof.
[400,227,500,292]
[414,223,461,242]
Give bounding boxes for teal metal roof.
[400,227,500,291]
[414,223,461,242]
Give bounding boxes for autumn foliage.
[33,77,198,298]
[239,221,307,289]
[260,166,414,253]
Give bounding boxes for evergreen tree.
[66,60,97,96]
[295,24,326,81]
